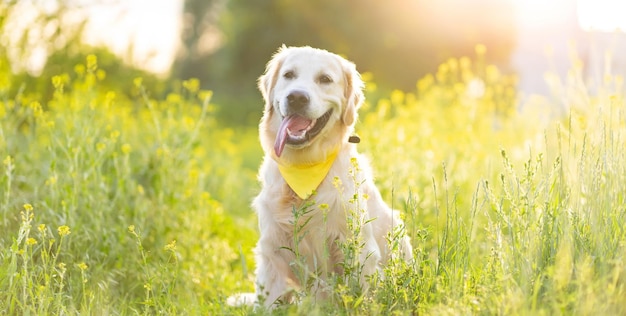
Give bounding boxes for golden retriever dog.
[230,46,412,308]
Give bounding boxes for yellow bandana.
[277,148,339,199]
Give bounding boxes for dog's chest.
[268,152,365,229]
[278,187,348,233]
[258,152,370,272]
[284,197,348,272]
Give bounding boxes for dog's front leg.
[358,222,382,292]
[254,243,295,308]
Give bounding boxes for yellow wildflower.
[121,144,132,154]
[166,93,182,103]
[133,77,143,88]
[46,175,57,186]
[199,90,213,101]
[58,225,71,237]
[77,262,88,271]
[105,91,116,101]
[86,54,98,71]
[183,78,200,93]
[3,155,13,167]
[96,69,106,81]
[74,64,85,76]
[110,130,120,140]
[30,101,43,117]
[57,262,67,273]
[164,240,177,252]
[332,176,342,188]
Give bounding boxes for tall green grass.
[1,56,258,314]
[352,54,626,314]
[1,53,625,314]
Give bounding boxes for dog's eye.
[283,71,295,79]
[318,74,333,84]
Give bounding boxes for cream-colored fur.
[233,46,412,308]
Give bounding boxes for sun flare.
[577,0,626,32]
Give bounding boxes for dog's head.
[259,46,364,164]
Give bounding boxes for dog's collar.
[277,147,339,199]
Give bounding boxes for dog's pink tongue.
[274,115,312,157]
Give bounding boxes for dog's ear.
[258,45,288,113]
[341,59,365,126]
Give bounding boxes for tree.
[174,0,516,123]
[173,0,224,81]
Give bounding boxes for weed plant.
[1,51,625,314]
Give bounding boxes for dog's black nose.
[287,90,310,110]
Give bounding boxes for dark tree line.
[0,1,516,124]
[174,0,516,123]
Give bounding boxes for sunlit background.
[2,0,626,119]
[89,0,626,82]
[82,0,182,74]
[95,1,625,73]
[577,0,626,31]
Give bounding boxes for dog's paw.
[226,292,257,307]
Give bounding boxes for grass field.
[1,53,625,315]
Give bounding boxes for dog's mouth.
[274,109,333,157]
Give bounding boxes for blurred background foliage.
[0,1,165,102]
[1,0,516,125]
[179,0,516,123]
